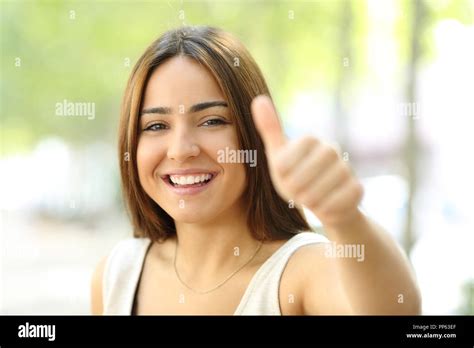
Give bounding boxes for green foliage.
[1,0,472,153]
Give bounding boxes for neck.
[173,205,261,283]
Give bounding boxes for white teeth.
[169,174,213,186]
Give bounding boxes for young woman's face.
[137,55,247,224]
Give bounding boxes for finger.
[296,162,351,210]
[251,95,286,152]
[318,179,364,216]
[286,143,341,190]
[275,136,318,177]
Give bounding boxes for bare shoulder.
[281,241,353,315]
[90,255,108,315]
[278,242,326,315]
[284,242,335,280]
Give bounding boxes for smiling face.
[137,55,247,224]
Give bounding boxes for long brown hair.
[118,26,311,242]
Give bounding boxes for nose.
[167,126,200,163]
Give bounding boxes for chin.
[167,208,218,224]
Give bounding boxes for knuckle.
[286,180,300,195]
[338,164,351,181]
[300,193,318,210]
[351,180,364,201]
[274,158,288,175]
[321,145,338,162]
[300,135,319,148]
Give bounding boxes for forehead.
[142,55,225,108]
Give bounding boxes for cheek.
[209,129,247,191]
[216,155,247,189]
[220,161,247,200]
[204,128,241,157]
[136,137,165,187]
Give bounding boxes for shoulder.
[90,237,152,315]
[278,232,331,314]
[91,255,107,315]
[283,234,353,314]
[283,231,331,263]
[286,240,331,277]
[271,231,330,269]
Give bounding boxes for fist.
[251,95,364,228]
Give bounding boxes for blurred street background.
[1,0,473,314]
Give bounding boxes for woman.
[91,26,421,315]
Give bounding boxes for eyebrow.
[141,101,228,116]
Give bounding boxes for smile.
[169,173,213,186]
[162,173,217,196]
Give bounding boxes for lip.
[161,168,218,177]
[160,169,219,196]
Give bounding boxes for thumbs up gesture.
[251,95,364,228]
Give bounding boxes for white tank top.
[102,231,329,315]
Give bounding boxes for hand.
[251,95,364,228]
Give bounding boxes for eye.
[144,123,168,132]
[201,118,229,127]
